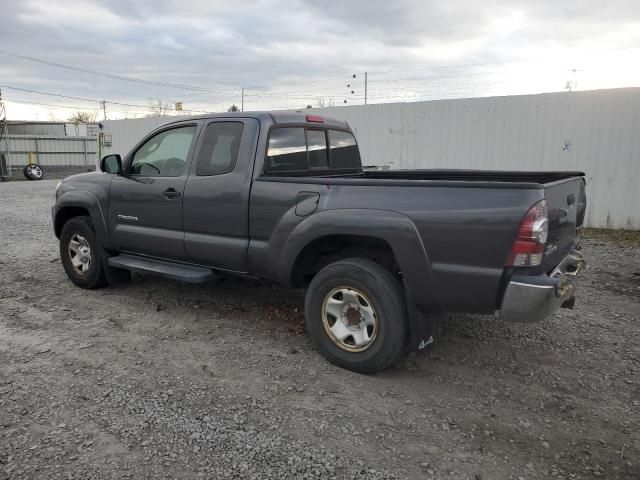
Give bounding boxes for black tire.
[60,216,107,289]
[304,258,408,374]
[23,164,44,180]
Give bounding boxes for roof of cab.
[162,110,349,130]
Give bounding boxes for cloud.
[1,0,639,119]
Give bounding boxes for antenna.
[565,68,581,92]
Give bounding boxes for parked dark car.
[53,111,586,373]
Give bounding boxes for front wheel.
[60,216,106,289]
[304,258,408,374]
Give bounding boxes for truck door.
[108,123,200,261]
[182,118,259,272]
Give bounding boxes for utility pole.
[101,100,107,120]
[0,88,11,178]
[364,72,368,105]
[241,88,244,112]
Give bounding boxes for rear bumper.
[500,249,586,323]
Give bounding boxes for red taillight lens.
[506,200,549,267]
[306,115,324,123]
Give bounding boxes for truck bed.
[363,169,585,185]
[264,169,585,189]
[254,168,586,314]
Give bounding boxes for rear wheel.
[304,258,408,373]
[60,216,106,289]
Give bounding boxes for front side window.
[266,128,307,173]
[195,122,244,176]
[130,125,196,176]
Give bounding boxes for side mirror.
[100,154,122,174]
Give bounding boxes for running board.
[108,254,213,283]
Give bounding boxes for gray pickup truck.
[53,111,586,373]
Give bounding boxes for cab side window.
[195,122,244,176]
[130,125,196,176]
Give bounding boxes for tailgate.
[541,176,586,269]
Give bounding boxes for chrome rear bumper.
[500,249,586,323]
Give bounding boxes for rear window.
[265,127,359,174]
[306,130,328,169]
[329,130,360,170]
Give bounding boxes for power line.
[223,43,640,98]
[5,98,178,118]
[241,71,513,98]
[0,49,236,95]
[3,43,639,106]
[0,46,348,98]
[249,69,508,95]
[0,85,211,114]
[248,42,640,99]
[244,77,511,100]
[3,42,640,115]
[365,43,640,76]
[190,42,640,95]
[6,98,103,111]
[245,74,355,90]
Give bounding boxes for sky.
[1,0,640,121]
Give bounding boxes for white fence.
[103,87,640,229]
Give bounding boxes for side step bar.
[108,254,213,283]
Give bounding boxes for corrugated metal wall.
[7,136,97,167]
[103,88,640,229]
[7,122,66,136]
[311,88,640,229]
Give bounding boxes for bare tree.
[227,104,239,112]
[146,99,171,117]
[315,98,334,109]
[68,111,97,123]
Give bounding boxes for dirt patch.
[583,228,640,247]
[1,180,639,479]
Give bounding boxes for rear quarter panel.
[249,178,543,313]
[320,183,544,312]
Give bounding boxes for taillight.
[506,200,549,267]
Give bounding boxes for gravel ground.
[1,179,638,480]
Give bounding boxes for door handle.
[162,188,181,198]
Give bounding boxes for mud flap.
[405,302,435,353]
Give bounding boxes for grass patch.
[583,228,640,246]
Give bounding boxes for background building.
[1,121,98,176]
[100,87,640,230]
